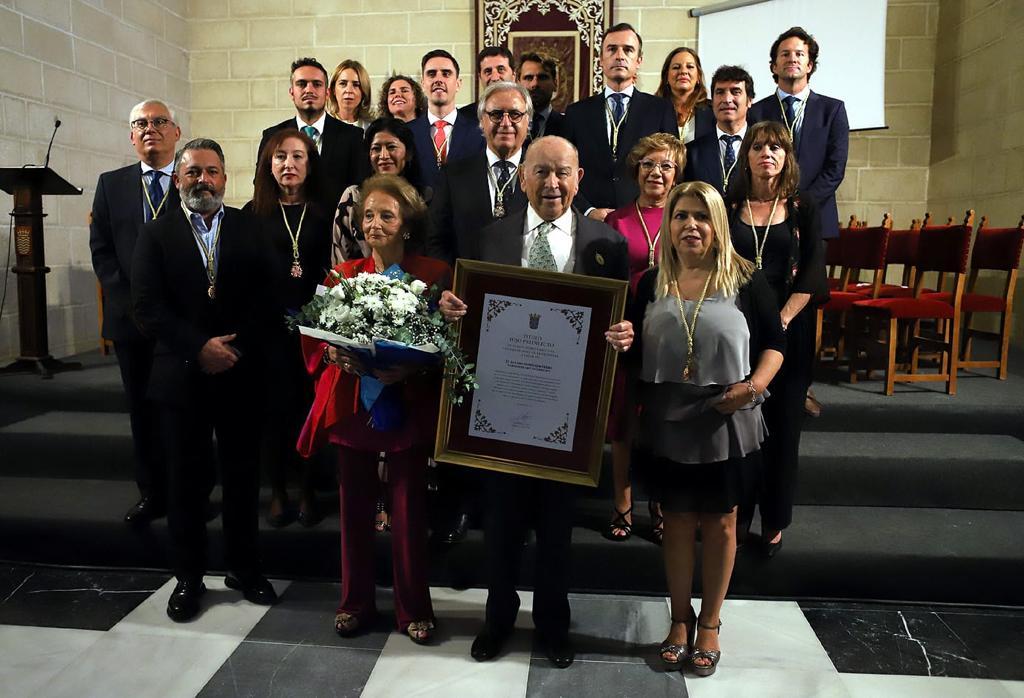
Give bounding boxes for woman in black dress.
[247,128,333,527]
[728,121,828,557]
[631,181,784,676]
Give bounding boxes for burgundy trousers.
[336,446,433,630]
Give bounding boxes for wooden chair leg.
[948,312,961,396]
[885,316,898,396]
[998,311,1012,380]
[961,312,974,362]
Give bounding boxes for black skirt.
[637,449,760,514]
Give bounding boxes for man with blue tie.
[749,26,849,241]
[683,66,754,201]
[90,99,181,526]
[562,23,677,220]
[409,49,486,189]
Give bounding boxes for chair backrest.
[970,215,1024,271]
[884,227,920,266]
[915,221,973,274]
[840,224,891,271]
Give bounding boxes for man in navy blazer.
[455,46,518,126]
[256,57,365,214]
[518,52,565,139]
[683,65,754,201]
[438,136,634,669]
[409,49,485,189]
[90,99,182,527]
[561,23,677,219]
[748,27,849,240]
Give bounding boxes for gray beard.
[182,188,223,214]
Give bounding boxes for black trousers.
[160,382,261,583]
[483,471,577,637]
[113,339,164,500]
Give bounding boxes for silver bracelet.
[745,380,758,403]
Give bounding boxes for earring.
[402,231,410,240]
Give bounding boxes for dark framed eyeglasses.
[131,117,174,132]
[484,109,527,124]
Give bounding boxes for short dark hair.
[421,49,460,76]
[709,65,755,101]
[477,46,514,74]
[602,22,642,55]
[518,51,558,81]
[363,117,422,189]
[290,57,329,84]
[174,137,225,172]
[769,26,819,82]
[251,129,322,217]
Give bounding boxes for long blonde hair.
[655,181,754,299]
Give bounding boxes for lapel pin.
[595,252,605,266]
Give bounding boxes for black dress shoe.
[166,579,206,622]
[224,573,279,605]
[124,496,165,526]
[471,624,512,661]
[441,512,471,544]
[535,630,574,668]
[761,536,783,559]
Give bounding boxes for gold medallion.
[290,261,303,278]
[207,284,216,299]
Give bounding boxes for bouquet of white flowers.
[290,269,476,428]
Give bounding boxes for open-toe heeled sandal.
[659,608,696,669]
[374,499,391,533]
[603,507,633,541]
[690,617,722,677]
[335,612,361,637]
[648,500,664,545]
[406,619,435,645]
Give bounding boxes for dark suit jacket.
[478,207,629,283]
[683,130,740,201]
[410,112,486,189]
[256,114,366,215]
[90,162,181,341]
[131,206,274,407]
[535,108,565,139]
[692,102,715,141]
[749,91,849,239]
[561,90,677,211]
[427,150,529,265]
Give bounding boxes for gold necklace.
[279,202,307,278]
[141,174,171,219]
[776,92,808,141]
[673,270,715,382]
[180,201,222,299]
[634,201,661,268]
[604,95,629,160]
[745,195,781,269]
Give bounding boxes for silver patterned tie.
[527,221,558,271]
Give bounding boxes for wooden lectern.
[0,166,83,378]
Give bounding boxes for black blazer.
[409,112,486,189]
[478,207,629,283]
[427,151,529,265]
[561,90,677,211]
[749,91,849,239]
[534,108,565,139]
[131,206,275,406]
[683,130,740,201]
[256,114,366,214]
[90,162,181,341]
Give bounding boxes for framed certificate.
[435,260,628,487]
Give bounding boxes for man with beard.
[410,49,486,188]
[90,99,181,526]
[518,52,564,139]
[683,65,754,201]
[132,138,279,622]
[256,57,365,212]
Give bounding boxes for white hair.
[129,99,176,124]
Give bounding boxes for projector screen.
[696,0,887,131]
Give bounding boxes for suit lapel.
[122,163,145,231]
[590,95,612,153]
[572,213,598,273]
[491,209,527,265]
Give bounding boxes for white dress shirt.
[523,205,575,273]
[776,85,811,135]
[295,112,328,152]
[139,160,174,220]
[428,107,458,147]
[603,84,635,143]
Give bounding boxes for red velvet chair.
[847,212,974,395]
[921,215,1024,380]
[826,215,859,291]
[850,216,925,298]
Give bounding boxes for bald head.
[519,136,583,221]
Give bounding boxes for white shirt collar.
[140,160,174,176]
[716,124,747,141]
[603,84,636,99]
[526,204,574,237]
[428,108,458,126]
[295,112,327,134]
[485,147,523,168]
[776,85,811,102]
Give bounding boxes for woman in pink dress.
[603,133,687,543]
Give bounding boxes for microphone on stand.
[43,117,62,169]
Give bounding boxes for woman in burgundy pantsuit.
[299,175,449,644]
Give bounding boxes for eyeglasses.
[639,160,677,173]
[484,109,527,124]
[131,117,174,132]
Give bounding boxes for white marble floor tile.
[110,576,290,640]
[686,668,851,698]
[684,598,837,673]
[360,587,534,698]
[840,673,1014,698]
[1003,680,1024,697]
[0,625,103,696]
[37,630,243,698]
